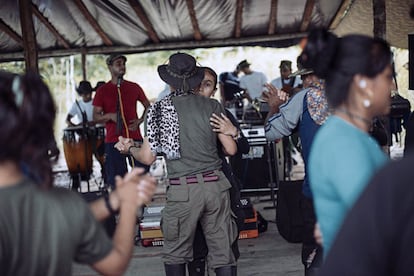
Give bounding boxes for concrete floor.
[72,196,304,276]
[54,153,305,275]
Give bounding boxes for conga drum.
[62,126,93,176]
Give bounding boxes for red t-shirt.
[93,80,148,143]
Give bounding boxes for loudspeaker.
[230,141,277,191]
[409,34,414,90]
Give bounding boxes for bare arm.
[89,168,157,222]
[115,136,156,165]
[91,168,156,275]
[88,192,120,221]
[128,99,151,131]
[218,132,237,156]
[66,113,76,127]
[211,111,250,154]
[242,89,253,103]
[93,106,117,124]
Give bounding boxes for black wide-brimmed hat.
[76,81,93,95]
[157,53,204,91]
[288,58,313,77]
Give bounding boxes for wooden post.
[373,0,386,39]
[19,0,39,73]
[81,49,87,80]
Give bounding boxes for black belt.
[169,170,220,185]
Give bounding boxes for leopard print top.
[147,89,192,159]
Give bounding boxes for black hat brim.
[158,65,204,91]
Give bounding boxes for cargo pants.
[161,170,236,270]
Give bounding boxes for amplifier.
[231,126,278,192]
[238,198,259,239]
[241,126,266,145]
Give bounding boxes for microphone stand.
[116,75,136,168]
[116,76,123,135]
[81,110,91,191]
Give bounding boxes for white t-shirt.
[239,71,268,99]
[68,99,94,124]
[270,76,302,90]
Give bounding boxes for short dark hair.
[237,60,250,70]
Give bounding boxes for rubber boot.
[215,266,236,276]
[164,263,186,276]
[305,267,320,276]
[188,258,206,276]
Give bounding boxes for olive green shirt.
[165,94,224,178]
[0,179,112,276]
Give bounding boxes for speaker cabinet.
[230,141,278,191]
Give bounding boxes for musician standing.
[238,59,267,102]
[270,60,302,96]
[93,54,150,190]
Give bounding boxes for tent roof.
[0,0,413,62]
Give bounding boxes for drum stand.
[70,166,92,192]
[71,124,92,192]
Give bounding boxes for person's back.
[0,180,111,276]
[319,152,414,276]
[309,115,387,252]
[166,94,223,178]
[239,71,267,100]
[118,53,237,275]
[0,70,157,276]
[303,29,393,256]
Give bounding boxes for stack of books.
[139,204,165,247]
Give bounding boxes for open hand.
[261,83,288,110]
[114,136,134,154]
[210,113,238,137]
[115,168,157,208]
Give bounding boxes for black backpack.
[276,180,304,243]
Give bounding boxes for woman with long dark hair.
[303,29,393,255]
[0,71,156,276]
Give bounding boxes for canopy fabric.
[0,0,412,62]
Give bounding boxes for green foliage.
[0,61,25,74]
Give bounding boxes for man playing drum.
[64,80,105,190]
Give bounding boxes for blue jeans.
[104,142,150,189]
